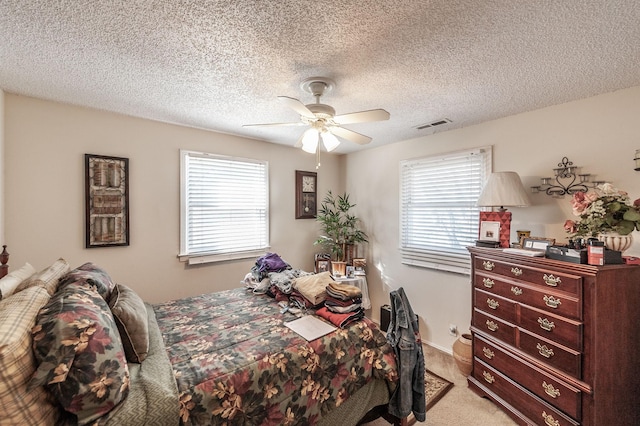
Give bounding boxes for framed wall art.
[295,170,317,219]
[85,154,130,248]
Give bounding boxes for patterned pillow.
[58,262,116,301]
[0,262,36,300]
[0,286,60,424]
[14,258,70,296]
[108,283,149,363]
[30,282,130,425]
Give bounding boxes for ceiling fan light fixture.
[245,77,389,150]
[321,131,340,152]
[301,128,319,153]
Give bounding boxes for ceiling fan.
[244,77,390,154]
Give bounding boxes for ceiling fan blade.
[243,121,305,128]
[328,126,372,145]
[333,109,390,125]
[277,96,316,119]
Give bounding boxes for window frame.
[179,150,270,264]
[399,146,492,275]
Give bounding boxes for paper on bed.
[285,315,337,341]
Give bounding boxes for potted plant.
[314,191,368,269]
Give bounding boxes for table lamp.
[477,171,530,248]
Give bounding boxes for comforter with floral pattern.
[153,288,397,426]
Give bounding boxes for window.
[400,146,492,274]
[179,150,269,264]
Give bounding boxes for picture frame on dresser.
[85,154,130,248]
[520,236,554,251]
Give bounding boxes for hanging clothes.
[386,287,426,422]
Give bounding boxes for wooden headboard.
[0,245,9,279]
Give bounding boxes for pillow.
[0,286,60,424]
[108,283,149,363]
[30,282,130,425]
[14,258,70,296]
[58,262,116,301]
[0,262,36,300]
[292,271,336,306]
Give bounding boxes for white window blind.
[179,150,269,264]
[400,147,492,274]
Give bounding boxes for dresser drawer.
[475,272,529,300]
[473,309,515,346]
[473,335,582,420]
[519,329,582,378]
[474,288,517,323]
[476,272,581,320]
[475,257,582,296]
[473,360,580,426]
[520,304,583,351]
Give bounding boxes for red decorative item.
[479,211,512,248]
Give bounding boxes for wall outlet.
[448,324,458,336]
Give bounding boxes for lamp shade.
[301,128,319,153]
[477,171,530,209]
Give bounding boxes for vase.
[597,232,633,252]
[452,333,473,376]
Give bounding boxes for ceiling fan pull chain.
[316,144,321,169]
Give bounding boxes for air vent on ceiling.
[416,118,452,130]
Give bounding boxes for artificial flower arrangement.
[563,183,640,242]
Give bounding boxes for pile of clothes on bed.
[242,252,364,327]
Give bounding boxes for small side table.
[334,275,371,309]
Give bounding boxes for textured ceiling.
[2,1,640,153]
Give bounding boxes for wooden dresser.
[467,247,640,426]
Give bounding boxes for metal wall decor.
[530,156,605,197]
[85,154,130,247]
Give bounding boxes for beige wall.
[4,86,640,352]
[347,85,640,352]
[3,94,343,303]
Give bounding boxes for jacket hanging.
[386,287,426,421]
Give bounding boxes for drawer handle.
[536,343,555,358]
[543,274,562,287]
[487,298,499,310]
[542,381,561,399]
[482,260,495,271]
[543,295,562,309]
[482,347,495,360]
[542,411,560,426]
[511,286,523,296]
[483,278,495,289]
[482,371,495,384]
[538,317,556,332]
[486,320,499,332]
[511,267,523,276]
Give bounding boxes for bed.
[0,252,402,426]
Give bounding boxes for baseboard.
[373,317,454,357]
[422,340,453,356]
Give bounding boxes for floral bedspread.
[153,288,397,426]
